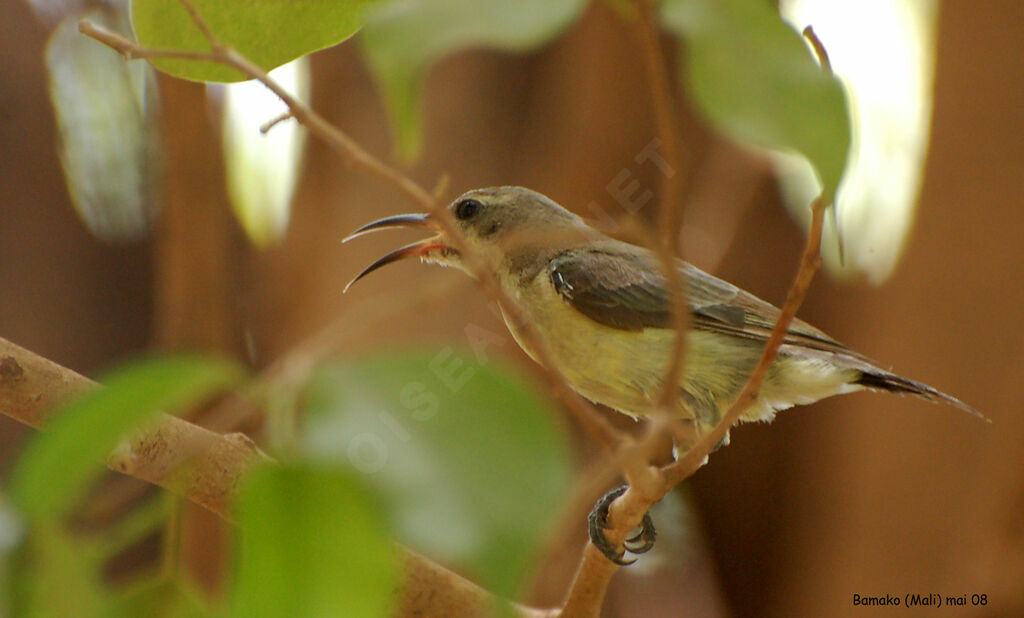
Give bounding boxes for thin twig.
[0,337,550,618]
[78,5,839,616]
[802,25,845,264]
[634,0,691,417]
[664,197,826,485]
[78,0,626,454]
[801,26,833,76]
[0,336,267,519]
[558,16,838,597]
[656,26,839,484]
[560,195,828,615]
[178,0,221,49]
[78,22,217,63]
[550,7,701,613]
[259,110,294,134]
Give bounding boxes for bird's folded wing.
[548,246,867,359]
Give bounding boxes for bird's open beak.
[342,213,447,293]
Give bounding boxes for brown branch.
[618,1,689,418]
[401,550,557,618]
[555,14,840,615]
[548,8,699,615]
[259,110,294,134]
[0,336,265,519]
[558,543,619,618]
[178,0,222,48]
[79,0,624,455]
[72,4,832,614]
[665,197,826,484]
[657,28,839,486]
[635,0,686,245]
[558,196,828,615]
[75,4,626,613]
[801,26,833,76]
[634,0,691,419]
[0,336,554,617]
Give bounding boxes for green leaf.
[9,523,108,618]
[8,355,244,520]
[300,350,572,598]
[91,492,174,559]
[231,464,397,618]
[360,0,588,159]
[661,0,851,199]
[111,577,210,618]
[773,0,937,283]
[130,0,379,82]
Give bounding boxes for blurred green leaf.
[131,0,379,82]
[232,464,397,618]
[360,0,587,159]
[46,7,161,242]
[91,492,173,559]
[301,350,572,598]
[10,523,108,618]
[9,355,244,520]
[774,0,937,283]
[110,578,210,618]
[661,0,851,199]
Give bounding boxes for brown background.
[2,1,1022,616]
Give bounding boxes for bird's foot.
[587,485,656,565]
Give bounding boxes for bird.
[343,185,982,563]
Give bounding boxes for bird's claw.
[587,485,657,566]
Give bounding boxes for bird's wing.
[548,246,862,357]
[548,248,671,331]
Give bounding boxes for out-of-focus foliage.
[130,0,379,82]
[12,0,913,614]
[218,59,310,247]
[6,355,239,616]
[232,464,398,618]
[301,350,572,599]
[46,6,160,242]
[11,523,109,617]
[108,579,209,618]
[8,491,191,616]
[8,355,244,520]
[360,0,588,159]
[661,0,851,201]
[2,349,571,615]
[775,0,937,283]
[113,0,854,247]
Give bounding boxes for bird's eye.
[454,198,481,220]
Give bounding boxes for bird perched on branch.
[345,185,981,564]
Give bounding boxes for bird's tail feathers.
[855,370,988,422]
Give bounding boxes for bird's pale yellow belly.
[501,274,860,429]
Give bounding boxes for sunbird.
[345,186,981,563]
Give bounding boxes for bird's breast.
[499,272,691,419]
[497,270,858,426]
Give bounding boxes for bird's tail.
[855,370,988,421]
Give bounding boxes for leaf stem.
[78,0,626,454]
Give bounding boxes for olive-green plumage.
[345,186,980,439]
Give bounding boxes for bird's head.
[344,186,593,291]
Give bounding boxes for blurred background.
[2,0,1022,616]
